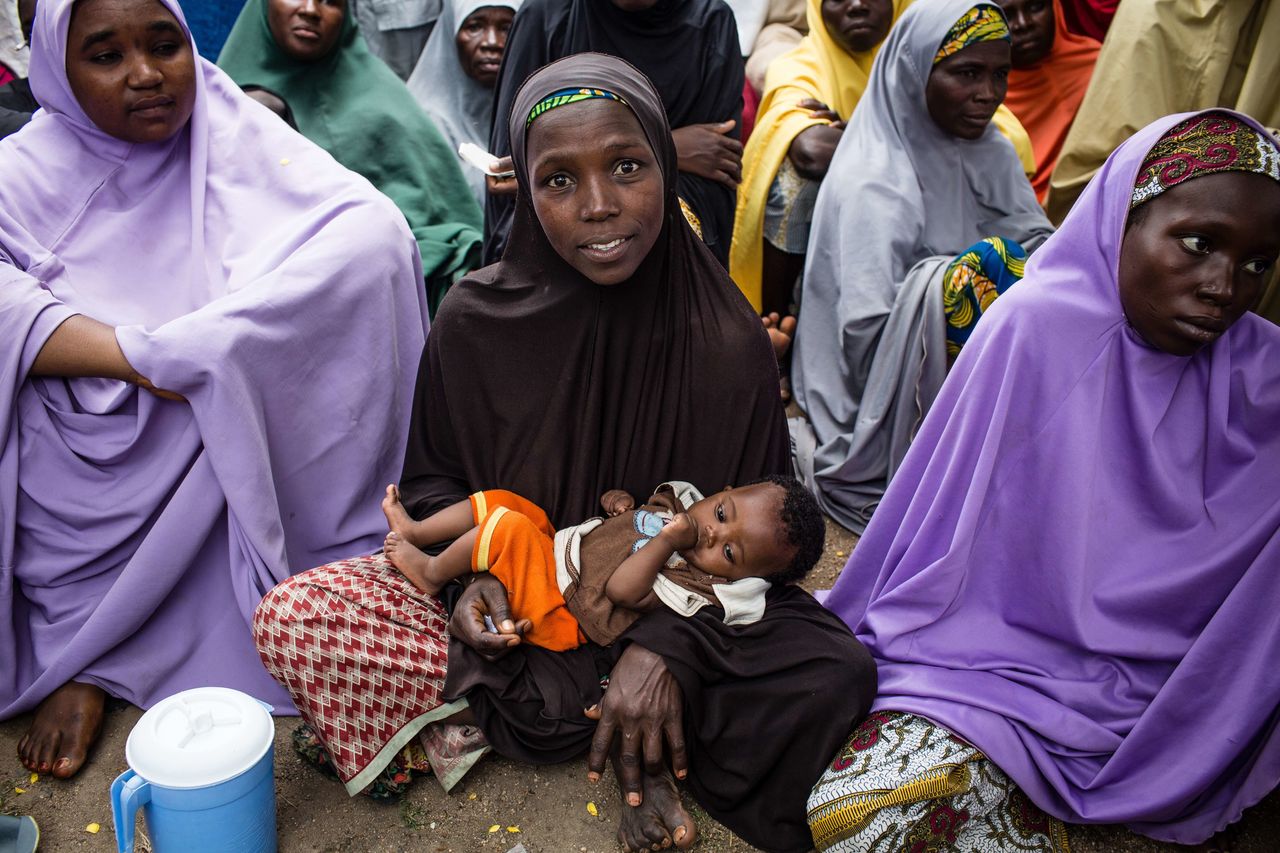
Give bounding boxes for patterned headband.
[934,6,1010,65]
[526,87,629,127]
[1131,112,1280,209]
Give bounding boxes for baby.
[381,476,825,651]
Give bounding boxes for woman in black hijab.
[481,0,745,267]
[255,53,873,853]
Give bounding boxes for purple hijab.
[824,109,1280,843]
[0,0,428,715]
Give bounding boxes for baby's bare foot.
[381,484,422,545]
[384,532,442,595]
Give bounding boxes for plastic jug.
[110,687,277,853]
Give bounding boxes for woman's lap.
[808,711,1070,852]
[253,553,464,794]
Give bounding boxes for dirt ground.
[3,519,1278,852]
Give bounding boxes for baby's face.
[678,484,793,581]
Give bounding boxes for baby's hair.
[744,475,825,585]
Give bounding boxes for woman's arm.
[30,314,136,381]
[31,314,186,400]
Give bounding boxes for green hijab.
[218,0,482,312]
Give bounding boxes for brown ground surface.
[3,519,1277,851]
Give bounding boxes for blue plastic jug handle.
[110,769,151,853]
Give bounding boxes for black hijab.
[401,51,786,526]
[482,0,743,266]
[427,55,874,853]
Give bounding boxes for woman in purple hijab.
[1,0,428,778]
[807,108,1280,850]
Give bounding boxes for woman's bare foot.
[17,682,105,779]
[761,312,797,360]
[381,484,423,545]
[616,770,698,852]
[383,531,444,595]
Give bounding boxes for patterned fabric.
[763,158,821,255]
[291,722,426,800]
[526,87,628,126]
[933,5,1010,64]
[807,712,1071,852]
[1131,111,1280,209]
[253,554,476,796]
[942,236,1026,358]
[678,196,704,239]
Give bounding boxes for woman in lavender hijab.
[807,109,1280,850]
[1,0,428,779]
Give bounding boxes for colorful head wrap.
[525,87,628,127]
[1130,111,1280,209]
[933,5,1010,64]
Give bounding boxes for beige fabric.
[1047,0,1280,222]
[746,0,809,91]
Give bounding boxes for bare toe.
[21,682,105,780]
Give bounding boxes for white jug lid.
[126,687,274,789]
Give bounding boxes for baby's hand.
[601,490,635,517]
[660,511,699,552]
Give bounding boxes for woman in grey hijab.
[407,0,520,205]
[790,0,1053,534]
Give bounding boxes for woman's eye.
[546,174,571,189]
[614,159,641,176]
[91,51,121,64]
[1243,258,1272,275]
[1179,236,1210,254]
[154,42,179,56]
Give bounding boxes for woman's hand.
[485,155,517,196]
[585,644,687,806]
[796,97,844,127]
[672,120,743,188]
[132,373,187,402]
[447,573,531,660]
[787,99,846,181]
[601,490,636,517]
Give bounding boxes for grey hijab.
[790,0,1053,534]
[406,0,520,204]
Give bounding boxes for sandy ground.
[3,519,1278,852]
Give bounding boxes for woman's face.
[455,5,514,88]
[65,0,197,144]
[526,99,665,286]
[267,0,346,62]
[821,0,894,56]
[1118,171,1280,356]
[925,40,1010,140]
[999,0,1054,68]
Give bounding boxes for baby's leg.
[384,527,479,597]
[381,486,475,548]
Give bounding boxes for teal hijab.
[219,0,482,312]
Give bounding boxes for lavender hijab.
[824,109,1280,842]
[0,0,427,715]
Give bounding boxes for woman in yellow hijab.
[732,0,909,319]
[731,0,1033,319]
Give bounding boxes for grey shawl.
[406,0,521,205]
[790,0,1053,533]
